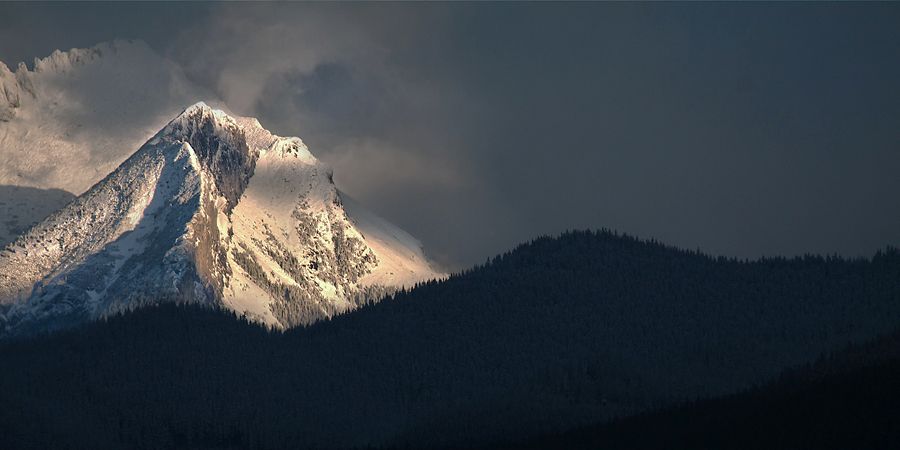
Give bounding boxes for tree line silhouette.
[0,230,898,449]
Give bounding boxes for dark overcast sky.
[2,2,899,270]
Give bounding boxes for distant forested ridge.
[1,230,898,449]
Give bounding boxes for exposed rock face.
[0,103,441,337]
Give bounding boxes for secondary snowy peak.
[0,103,441,337]
[0,40,219,195]
[0,40,113,120]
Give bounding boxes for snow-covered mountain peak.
[0,103,442,337]
[154,102,258,211]
[164,102,233,132]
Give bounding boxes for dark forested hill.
[493,330,900,450]
[1,230,899,449]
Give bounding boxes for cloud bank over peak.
[2,3,900,269]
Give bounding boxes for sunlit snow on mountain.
[0,43,441,337]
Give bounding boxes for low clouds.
[326,137,466,195]
[168,4,385,115]
[2,3,900,269]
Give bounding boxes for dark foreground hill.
[1,230,899,449]
[493,331,900,450]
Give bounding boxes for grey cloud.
[2,3,900,270]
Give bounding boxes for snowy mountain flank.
[0,40,216,195]
[0,44,442,337]
[0,40,218,246]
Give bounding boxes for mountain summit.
[0,103,441,336]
